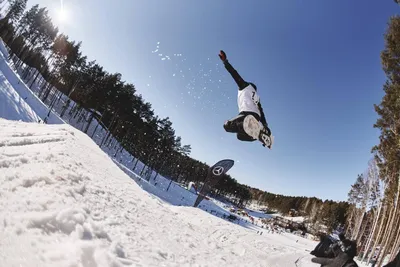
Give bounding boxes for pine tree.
[371,15,400,266]
[5,0,27,22]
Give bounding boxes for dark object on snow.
[310,235,335,258]
[227,214,237,221]
[311,248,358,267]
[311,234,358,267]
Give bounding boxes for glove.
[311,250,353,267]
[311,257,336,266]
[219,50,227,61]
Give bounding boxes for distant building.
[270,216,306,232]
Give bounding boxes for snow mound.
[0,69,41,123]
[0,120,129,266]
[0,40,64,124]
[0,119,317,266]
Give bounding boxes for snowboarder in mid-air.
[218,50,273,149]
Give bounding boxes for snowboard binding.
[260,130,273,149]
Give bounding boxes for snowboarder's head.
[249,82,257,91]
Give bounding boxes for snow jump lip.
[0,120,316,267]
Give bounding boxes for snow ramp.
[0,119,316,267]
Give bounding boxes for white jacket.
[238,84,260,116]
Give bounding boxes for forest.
[343,7,400,265]
[0,0,254,203]
[5,1,398,257]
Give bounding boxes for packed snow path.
[0,119,319,267]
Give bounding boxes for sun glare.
[55,7,69,24]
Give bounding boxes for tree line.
[247,186,349,233]
[3,1,396,265]
[0,0,353,235]
[0,0,256,203]
[343,8,400,266]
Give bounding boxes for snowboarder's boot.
[243,115,262,140]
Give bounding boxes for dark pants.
[223,112,260,142]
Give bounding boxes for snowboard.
[193,159,235,207]
[243,115,274,149]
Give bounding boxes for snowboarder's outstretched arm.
[219,50,249,90]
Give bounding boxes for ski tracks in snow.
[0,120,316,267]
[0,120,132,267]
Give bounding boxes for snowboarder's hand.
[311,257,335,266]
[311,250,353,267]
[219,50,227,61]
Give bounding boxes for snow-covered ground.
[0,44,321,266]
[0,39,370,266]
[0,44,64,124]
[0,119,319,267]
[0,69,40,122]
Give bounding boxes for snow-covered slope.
[0,38,370,267]
[0,41,64,124]
[0,69,40,122]
[0,119,319,267]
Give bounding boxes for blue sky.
[28,0,397,201]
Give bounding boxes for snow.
[0,38,9,58]
[0,119,321,267]
[0,70,40,122]
[0,40,64,124]
[0,39,369,267]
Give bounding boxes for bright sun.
[55,7,68,24]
